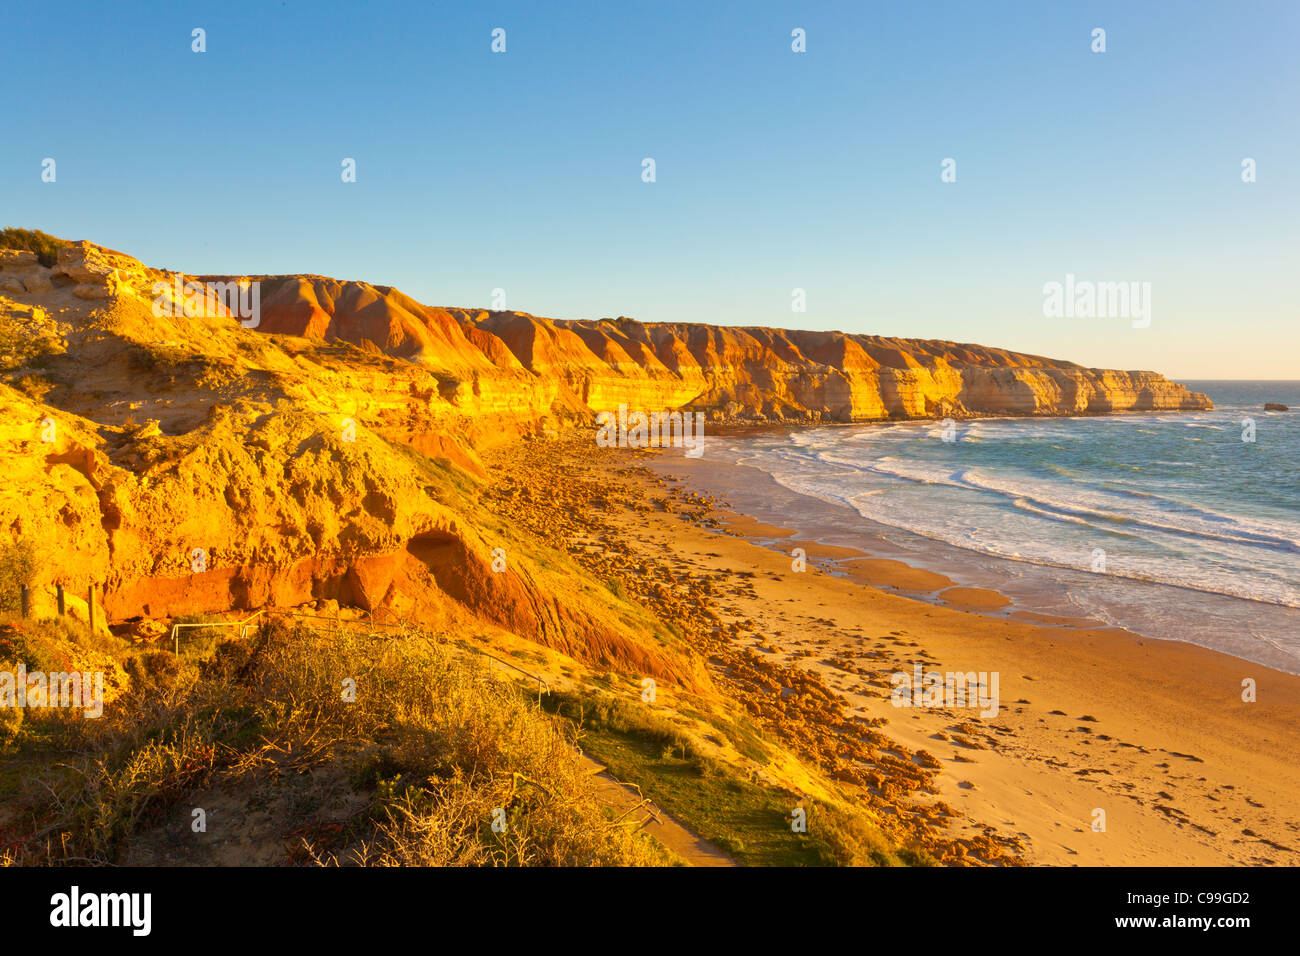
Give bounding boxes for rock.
[178,272,1205,421]
[73,282,111,300]
[0,234,1218,699]
[52,241,147,285]
[0,249,55,296]
[1264,402,1289,411]
[132,419,163,439]
[134,619,170,641]
[63,591,114,639]
[23,273,52,294]
[0,249,39,269]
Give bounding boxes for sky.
[2,0,1296,379]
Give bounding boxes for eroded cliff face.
[463,315,1211,421]
[219,274,1210,424]
[0,240,1206,685]
[0,243,705,687]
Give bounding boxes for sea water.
[687,382,1300,673]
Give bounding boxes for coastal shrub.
[544,689,925,866]
[0,227,69,267]
[9,373,52,401]
[0,540,35,613]
[7,620,671,866]
[545,689,699,759]
[0,301,67,373]
[803,799,935,867]
[0,668,23,745]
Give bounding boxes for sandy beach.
[491,437,1300,866]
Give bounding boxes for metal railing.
[446,639,550,705]
[170,608,267,654]
[267,610,408,636]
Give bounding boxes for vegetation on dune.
[0,302,64,375]
[0,619,674,866]
[544,690,933,867]
[0,228,70,267]
[0,438,928,867]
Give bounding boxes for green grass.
[543,690,929,866]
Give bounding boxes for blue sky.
[3,0,1295,378]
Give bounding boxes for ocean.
[679,382,1300,674]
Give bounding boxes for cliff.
[227,274,1211,424]
[0,238,1208,682]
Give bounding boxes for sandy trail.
[577,754,735,867]
[467,639,735,867]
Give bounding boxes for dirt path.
[465,645,736,866]
[577,754,735,867]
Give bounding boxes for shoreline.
[689,405,1221,435]
[599,445,1300,865]
[651,434,1300,677]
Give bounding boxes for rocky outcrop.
[0,242,1215,430]
[463,316,1211,420]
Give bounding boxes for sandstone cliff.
[0,238,1208,687]
[222,274,1211,424]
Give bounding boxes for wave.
[737,435,1300,610]
[807,454,1300,555]
[752,463,1300,609]
[955,470,1300,554]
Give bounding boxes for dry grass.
[2,619,674,866]
[0,228,69,267]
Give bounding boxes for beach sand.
[652,461,1300,865]
[650,455,1300,865]
[488,438,1300,865]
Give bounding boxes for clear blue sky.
[3,0,1295,378]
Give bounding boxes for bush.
[545,690,699,759]
[0,228,70,267]
[8,620,673,866]
[0,540,36,613]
